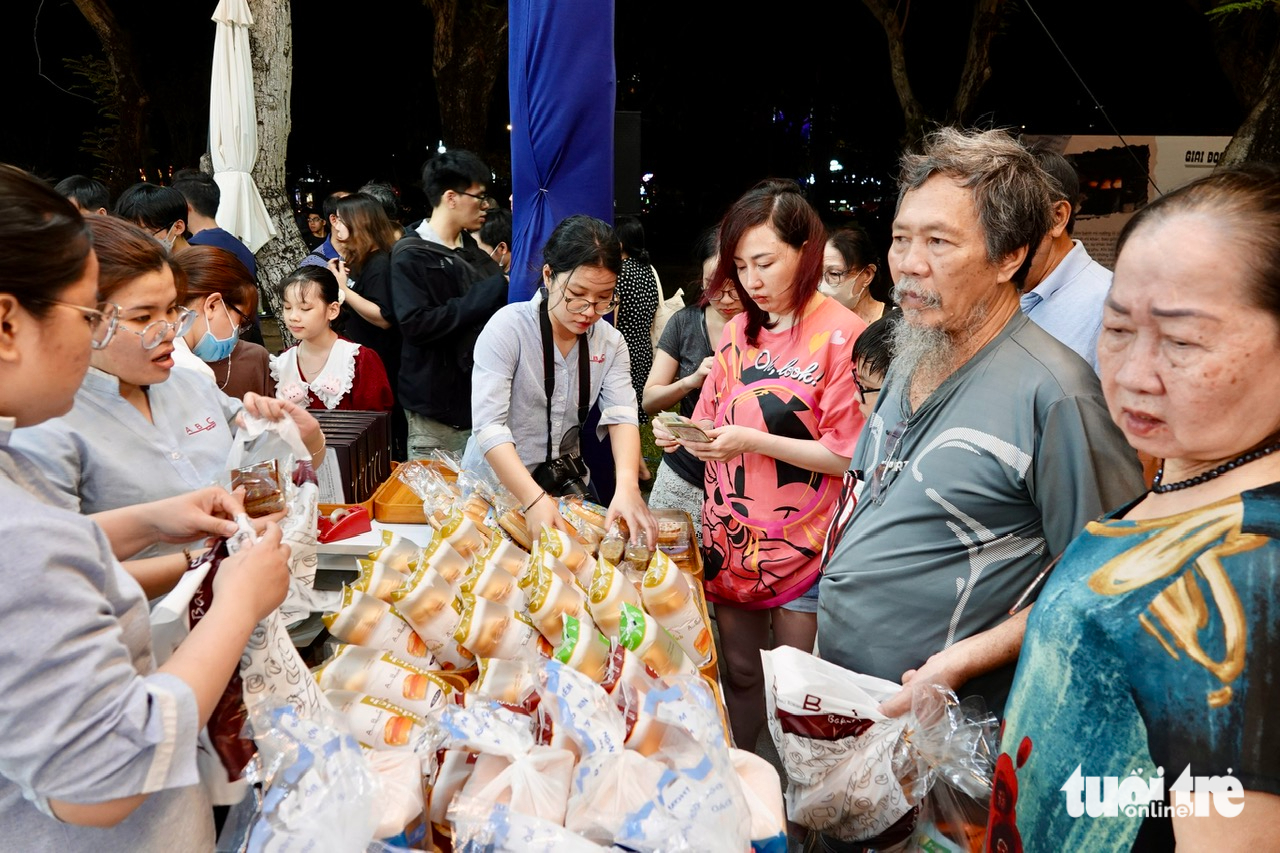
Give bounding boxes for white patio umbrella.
[209,0,276,253]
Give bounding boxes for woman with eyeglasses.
[652,180,867,750]
[0,163,291,849]
[641,228,743,540]
[822,224,891,326]
[172,245,275,400]
[12,215,324,563]
[463,215,657,545]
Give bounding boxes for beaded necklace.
[1151,440,1280,494]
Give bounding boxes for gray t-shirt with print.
[816,313,1145,714]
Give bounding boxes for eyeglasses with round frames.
[709,286,742,303]
[563,293,620,315]
[118,306,198,350]
[29,299,120,349]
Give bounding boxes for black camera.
[531,453,590,497]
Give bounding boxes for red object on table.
[317,505,373,542]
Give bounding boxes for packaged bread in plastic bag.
[641,550,712,666]
[586,555,643,638]
[322,587,432,662]
[476,529,530,577]
[470,657,539,710]
[454,591,540,660]
[522,549,596,646]
[416,533,470,588]
[325,689,425,750]
[617,602,697,678]
[315,644,449,719]
[351,558,405,602]
[552,614,612,682]
[440,507,490,558]
[460,558,527,611]
[368,529,421,574]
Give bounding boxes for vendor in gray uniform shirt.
[817,128,1145,720]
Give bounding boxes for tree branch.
[952,0,1004,123]
[861,0,928,139]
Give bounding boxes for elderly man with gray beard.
[815,128,1145,731]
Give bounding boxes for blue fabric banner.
[507,0,616,302]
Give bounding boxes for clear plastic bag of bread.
[609,674,752,853]
[456,472,497,527]
[489,486,534,550]
[448,794,603,853]
[427,447,462,475]
[232,699,380,853]
[760,644,997,849]
[229,458,286,518]
[395,459,460,528]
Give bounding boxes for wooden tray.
[317,497,374,519]
[371,461,458,524]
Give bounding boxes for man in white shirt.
[1019,149,1112,372]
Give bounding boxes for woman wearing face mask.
[0,163,291,848]
[172,245,275,400]
[463,215,657,545]
[12,215,324,562]
[821,224,891,326]
[641,228,743,541]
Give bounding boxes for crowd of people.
[3,123,1276,851]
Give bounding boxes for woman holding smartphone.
[653,180,866,749]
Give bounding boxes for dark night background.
[0,0,1243,273]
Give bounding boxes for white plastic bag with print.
[448,795,604,853]
[237,699,381,853]
[613,676,752,853]
[762,645,997,848]
[762,645,911,843]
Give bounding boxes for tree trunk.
[951,0,1004,123]
[1197,1,1280,168]
[1219,35,1280,166]
[248,0,305,349]
[71,0,151,191]
[425,0,509,153]
[861,0,929,142]
[861,0,1007,143]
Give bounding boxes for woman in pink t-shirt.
[654,179,867,748]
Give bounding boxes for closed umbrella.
[209,0,275,253]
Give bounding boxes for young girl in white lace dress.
[271,267,393,411]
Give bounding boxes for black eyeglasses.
[855,377,881,399]
[868,420,908,503]
[457,190,491,208]
[227,303,255,332]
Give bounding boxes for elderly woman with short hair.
[991,164,1280,852]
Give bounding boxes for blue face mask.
[191,301,239,361]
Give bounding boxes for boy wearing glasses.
[392,150,508,457]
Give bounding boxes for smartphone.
[657,412,711,443]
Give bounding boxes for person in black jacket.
[392,150,507,457]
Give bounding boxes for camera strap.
[539,294,591,464]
